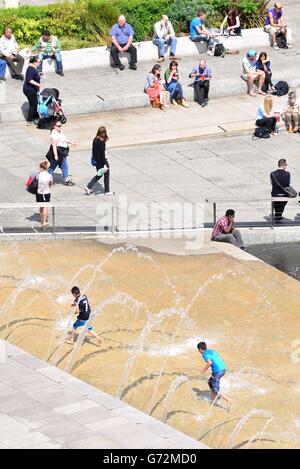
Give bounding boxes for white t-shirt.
[50,129,68,148]
[37,171,52,195]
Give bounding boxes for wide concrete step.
[1,74,299,123]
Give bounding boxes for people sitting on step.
[144,64,169,109]
[189,59,212,107]
[256,96,277,135]
[109,15,137,71]
[220,9,242,36]
[164,61,189,108]
[0,27,24,81]
[256,52,276,93]
[211,209,245,249]
[242,49,266,97]
[31,30,64,76]
[263,2,292,50]
[189,9,216,56]
[282,91,299,133]
[153,15,178,63]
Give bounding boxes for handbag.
[46,145,69,163]
[26,173,39,195]
[271,171,297,198]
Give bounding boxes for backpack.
[273,81,289,97]
[252,127,270,139]
[26,173,39,194]
[276,31,287,49]
[214,43,226,57]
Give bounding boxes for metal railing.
[205,197,300,227]
[0,202,116,235]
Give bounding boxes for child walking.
[67,286,101,346]
[197,341,231,408]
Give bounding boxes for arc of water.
[226,409,273,449]
[162,375,188,422]
[244,416,274,449]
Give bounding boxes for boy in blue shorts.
[66,286,101,346]
[197,342,231,408]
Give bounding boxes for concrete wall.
[18,28,270,74]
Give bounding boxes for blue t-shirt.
[190,17,204,37]
[202,349,225,373]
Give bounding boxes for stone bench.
[9,28,269,76]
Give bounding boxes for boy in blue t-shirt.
[197,341,231,407]
[66,286,101,346]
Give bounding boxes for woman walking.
[23,55,41,126]
[256,96,277,135]
[84,126,113,195]
[47,120,76,186]
[164,61,189,107]
[36,160,53,227]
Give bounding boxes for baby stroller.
[37,88,67,129]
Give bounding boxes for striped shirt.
[211,216,230,237]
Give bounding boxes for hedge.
[0,0,269,50]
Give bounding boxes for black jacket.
[92,138,106,169]
[270,169,291,196]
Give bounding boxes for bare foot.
[226,399,232,410]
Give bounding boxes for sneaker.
[64,179,75,186]
[0,76,6,81]
[162,104,170,109]
[129,63,137,70]
[117,64,125,71]
[18,74,24,81]
[273,43,279,50]
[171,99,178,107]
[201,102,207,107]
[11,74,19,80]
[26,121,34,126]
[169,54,178,60]
[181,99,189,108]
[105,191,115,196]
[207,49,214,56]
[57,71,64,76]
[158,56,165,62]
[84,186,91,195]
[287,43,292,48]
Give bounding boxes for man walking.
[31,30,64,76]
[0,27,24,80]
[211,209,245,249]
[189,59,212,107]
[197,342,231,408]
[153,15,177,62]
[270,159,291,222]
[109,15,137,71]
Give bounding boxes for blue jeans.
[0,59,6,78]
[153,37,177,57]
[48,157,69,179]
[38,52,63,73]
[191,34,214,48]
[208,370,225,394]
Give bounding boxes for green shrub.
[168,0,223,33]
[0,0,268,50]
[118,0,170,41]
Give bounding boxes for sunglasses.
[55,124,62,127]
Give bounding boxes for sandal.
[257,90,267,95]
[248,91,256,97]
[293,127,299,133]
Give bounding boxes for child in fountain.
[197,342,231,408]
[66,286,101,346]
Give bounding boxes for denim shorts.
[208,370,225,394]
[73,319,93,331]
